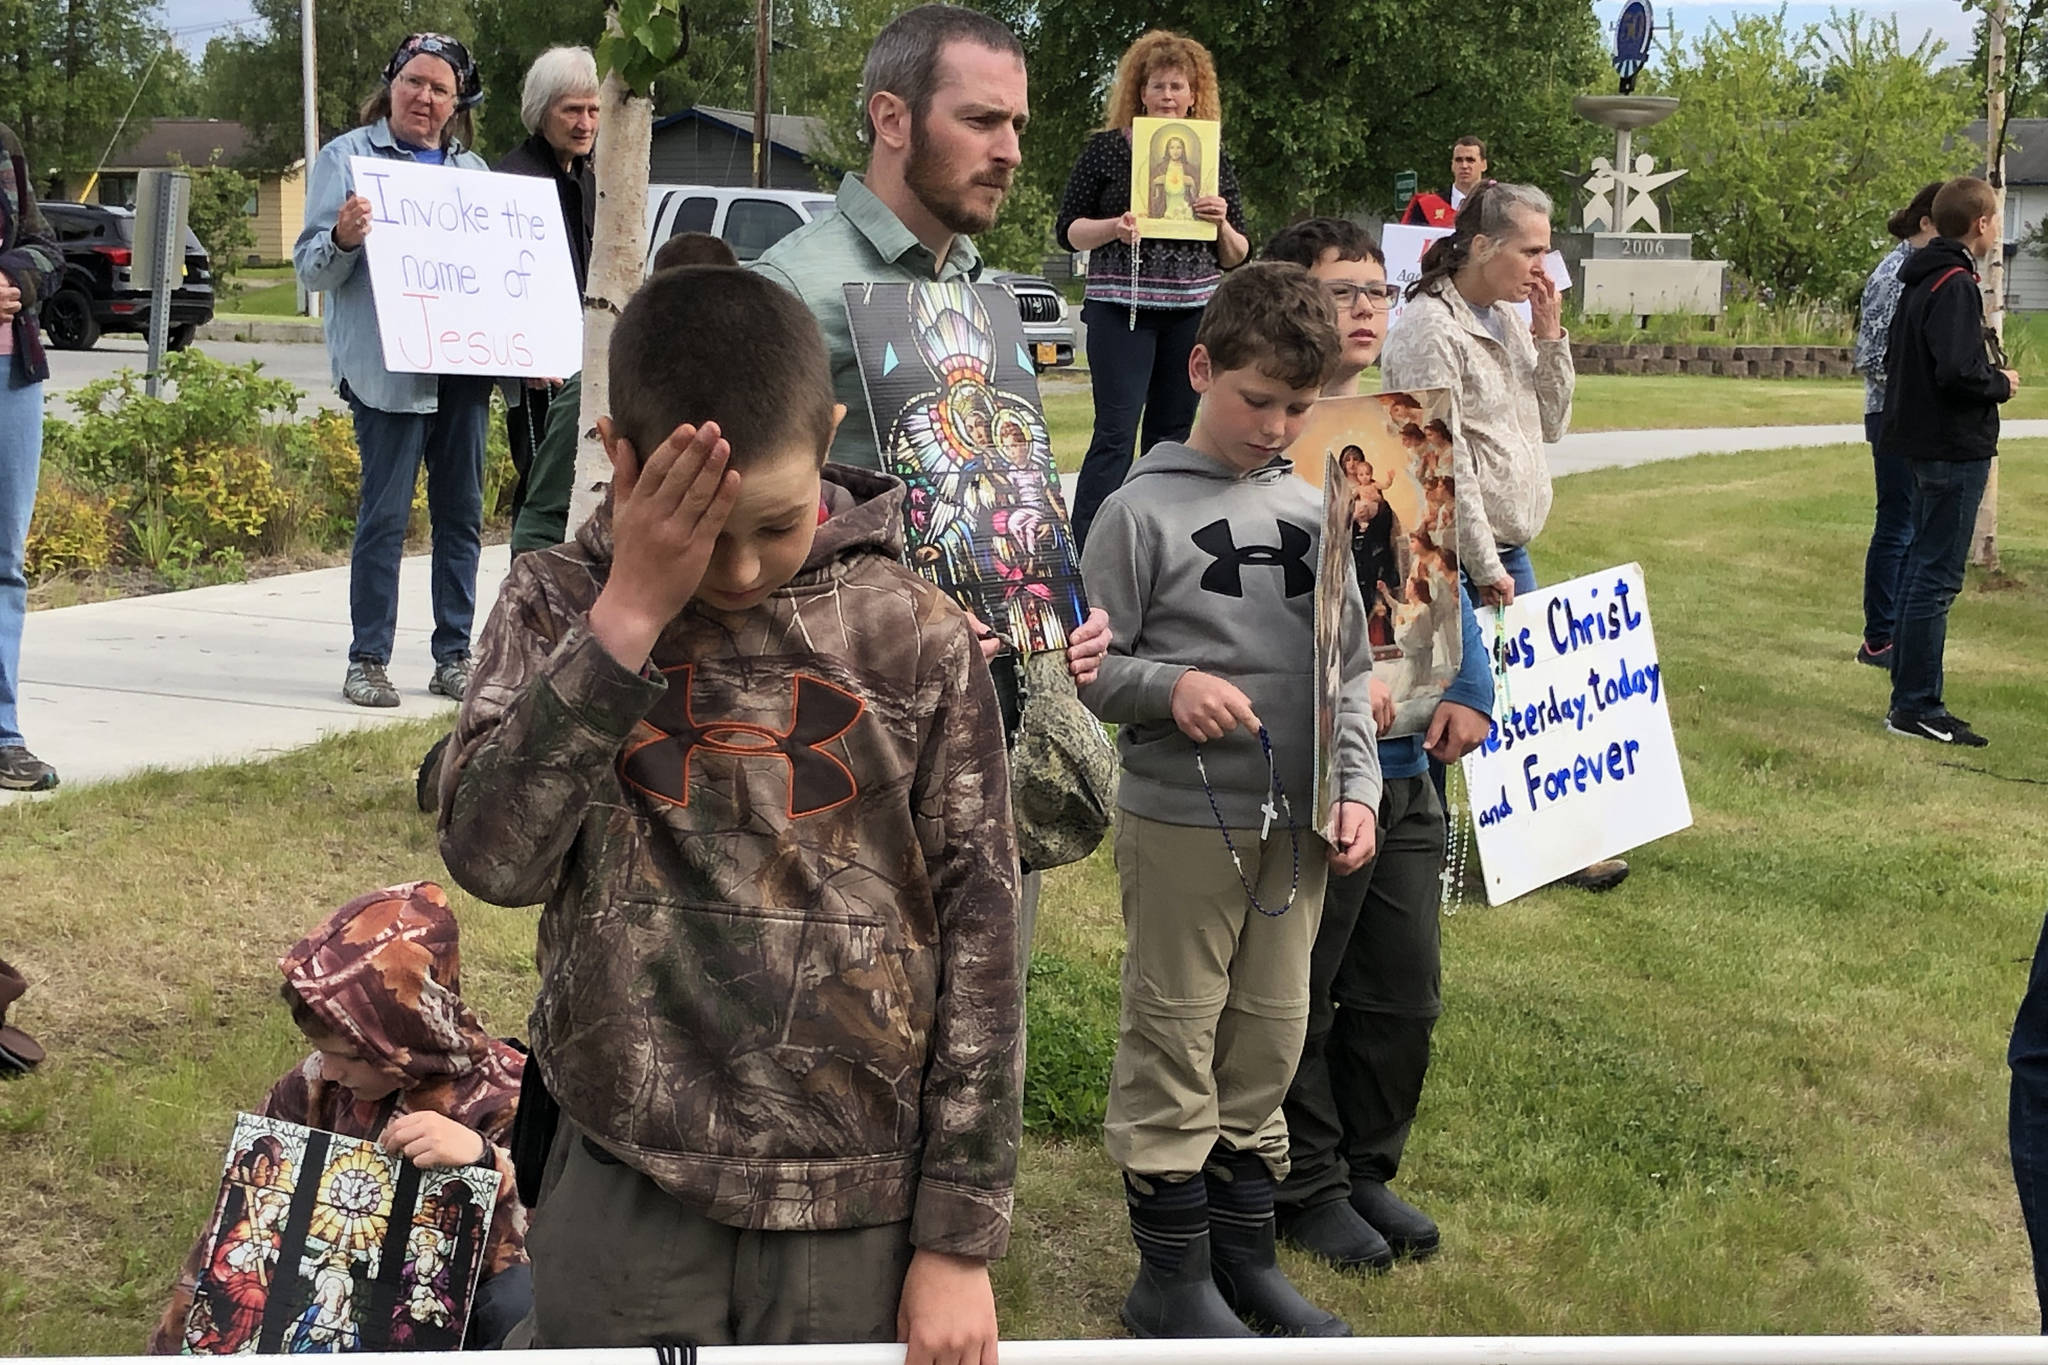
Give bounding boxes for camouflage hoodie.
[438,466,1023,1259]
[147,882,527,1353]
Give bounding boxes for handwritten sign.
[1460,563,1690,904]
[349,156,581,378]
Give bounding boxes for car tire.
[42,288,101,351]
[168,323,197,351]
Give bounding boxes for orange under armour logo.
[619,665,866,818]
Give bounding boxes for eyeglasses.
[1324,281,1399,311]
[395,72,456,104]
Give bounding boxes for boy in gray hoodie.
[1078,261,1382,1340]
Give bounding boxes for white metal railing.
[30,1341,2048,1365]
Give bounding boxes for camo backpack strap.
[1008,649,1117,872]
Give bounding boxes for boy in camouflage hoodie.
[438,267,1021,1358]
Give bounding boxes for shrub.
[51,350,300,494]
[25,470,119,578]
[164,442,290,552]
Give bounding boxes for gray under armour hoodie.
[1077,442,1382,833]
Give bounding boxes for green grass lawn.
[217,265,307,320]
[1038,360,2048,474]
[3,442,2046,1348]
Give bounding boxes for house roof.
[651,105,834,165]
[105,119,265,172]
[1964,118,2048,186]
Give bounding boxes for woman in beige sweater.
[1381,184,1629,892]
[1380,183,1571,608]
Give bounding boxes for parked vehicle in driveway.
[37,201,214,351]
[643,183,1076,370]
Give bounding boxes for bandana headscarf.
[382,32,485,111]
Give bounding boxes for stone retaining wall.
[1570,342,1855,379]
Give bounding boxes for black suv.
[38,201,214,351]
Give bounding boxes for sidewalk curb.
[197,319,324,345]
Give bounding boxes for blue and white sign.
[1614,0,1655,81]
[1461,563,1691,905]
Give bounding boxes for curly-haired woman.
[1055,30,1248,547]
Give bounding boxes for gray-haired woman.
[295,32,492,710]
[494,45,599,528]
[1381,183,1627,892]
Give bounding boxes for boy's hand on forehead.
[380,1111,489,1169]
[589,419,743,671]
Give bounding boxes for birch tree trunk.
[571,64,653,534]
[1974,0,2009,571]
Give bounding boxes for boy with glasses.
[1259,219,1494,1270]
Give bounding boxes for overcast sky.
[157,0,1979,63]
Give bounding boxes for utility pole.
[1975,0,2009,570]
[752,0,771,189]
[299,0,321,319]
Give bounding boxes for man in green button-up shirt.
[754,174,984,471]
[751,7,1027,472]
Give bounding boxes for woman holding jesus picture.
[1055,30,1248,548]
[294,33,492,710]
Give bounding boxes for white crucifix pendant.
[1260,797,1279,840]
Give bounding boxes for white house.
[1966,118,2048,312]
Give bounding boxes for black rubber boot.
[1351,1179,1441,1260]
[1278,1196,1394,1273]
[1205,1149,1352,1337]
[1121,1174,1258,1339]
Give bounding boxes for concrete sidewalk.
[13,421,2046,794]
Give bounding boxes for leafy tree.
[0,0,193,185]
[1021,0,1607,246]
[1643,11,1977,304]
[176,157,259,291]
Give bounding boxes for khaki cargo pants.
[1104,812,1330,1182]
[509,1122,915,1347]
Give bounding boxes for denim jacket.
[294,120,487,414]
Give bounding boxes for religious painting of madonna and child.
[1296,390,1462,745]
[179,1113,499,1354]
[1130,117,1221,242]
[844,281,1088,656]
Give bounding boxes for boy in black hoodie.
[1877,175,2019,747]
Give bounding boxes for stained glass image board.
[180,1113,498,1354]
[844,280,1088,655]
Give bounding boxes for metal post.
[299,0,321,320]
[752,0,771,188]
[141,170,188,399]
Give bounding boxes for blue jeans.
[345,377,492,666]
[1069,301,1204,548]
[0,376,40,748]
[1862,411,1915,647]
[1888,457,1990,718]
[2012,911,2048,1330]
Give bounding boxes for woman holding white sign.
[1380,184,1628,893]
[294,33,492,710]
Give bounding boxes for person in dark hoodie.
[147,882,530,1353]
[1877,175,2019,748]
[1261,218,1495,1272]
[1,122,63,792]
[1078,260,1381,1340]
[437,266,1021,1361]
[495,45,598,528]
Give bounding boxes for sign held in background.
[349,156,582,379]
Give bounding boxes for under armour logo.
[620,665,866,818]
[1192,518,1314,598]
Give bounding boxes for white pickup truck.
[643,183,1076,370]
